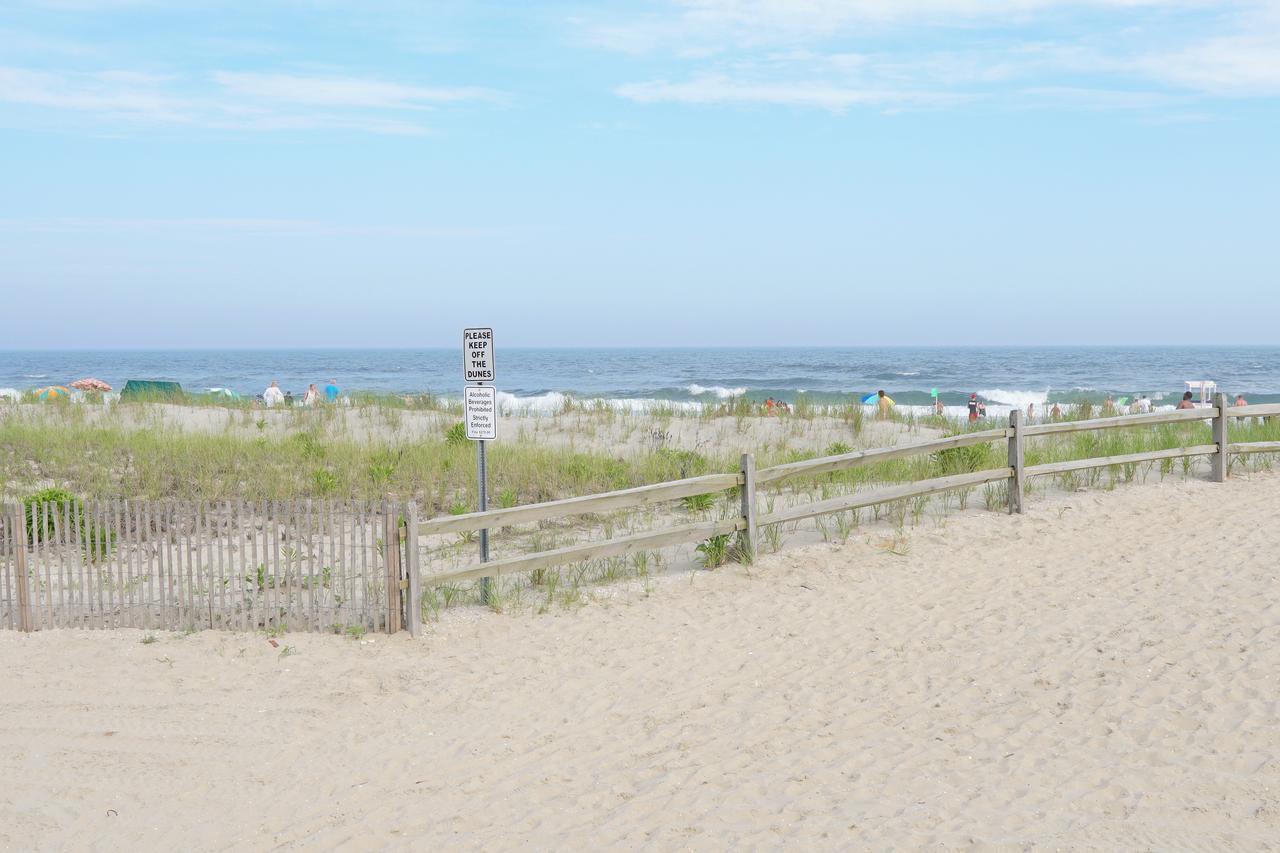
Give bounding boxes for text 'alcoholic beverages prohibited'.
[464,386,497,441]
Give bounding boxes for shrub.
[22,487,114,559]
[22,487,77,543]
[653,448,710,480]
[311,469,339,495]
[934,441,997,474]
[444,422,467,446]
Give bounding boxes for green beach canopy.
[120,379,185,400]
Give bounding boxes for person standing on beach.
[1235,393,1248,407]
[876,389,893,420]
[1051,403,1062,421]
[967,393,979,423]
[303,383,319,407]
[324,379,340,403]
[934,397,944,417]
[1177,391,1196,410]
[263,380,285,408]
[1026,402,1036,424]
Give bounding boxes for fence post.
[739,453,758,562]
[404,502,421,638]
[12,505,33,632]
[1212,392,1229,483]
[383,501,402,635]
[1007,409,1024,514]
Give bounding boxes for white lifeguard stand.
[1184,380,1216,407]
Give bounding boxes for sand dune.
[2,473,1279,850]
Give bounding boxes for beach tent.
[120,380,185,401]
[0,388,20,403]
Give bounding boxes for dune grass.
[4,401,1277,518]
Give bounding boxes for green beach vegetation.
[3,400,1278,516]
[6,398,1279,623]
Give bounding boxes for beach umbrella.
[36,386,72,400]
[862,393,895,405]
[70,378,112,392]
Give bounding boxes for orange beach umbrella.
[36,386,72,400]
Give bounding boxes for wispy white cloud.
[0,66,501,134]
[594,0,1280,112]
[582,0,1233,53]
[618,74,963,111]
[1134,32,1280,95]
[210,71,500,109]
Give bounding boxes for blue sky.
[2,0,1277,348]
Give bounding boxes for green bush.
[653,448,710,480]
[444,422,467,446]
[934,441,998,475]
[311,469,339,495]
[22,487,77,543]
[21,487,115,560]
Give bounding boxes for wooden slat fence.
[1,500,405,636]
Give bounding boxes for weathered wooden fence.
[417,395,1280,593]
[0,500,408,635]
[5,396,1279,636]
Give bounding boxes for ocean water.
[2,346,1278,413]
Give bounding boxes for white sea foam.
[686,384,747,399]
[491,392,703,415]
[976,388,1050,410]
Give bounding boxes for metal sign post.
[463,328,496,605]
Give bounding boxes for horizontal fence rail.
[1021,406,1217,437]
[424,518,745,587]
[418,472,742,538]
[1024,446,1220,478]
[757,468,1013,527]
[1228,441,1280,455]
[754,428,1010,486]
[1227,403,1280,418]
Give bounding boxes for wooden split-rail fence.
[4,395,1278,636]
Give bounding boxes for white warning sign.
[464,386,497,441]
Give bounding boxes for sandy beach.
[2,471,1277,850]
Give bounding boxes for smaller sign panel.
[463,327,495,383]
[464,386,497,441]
